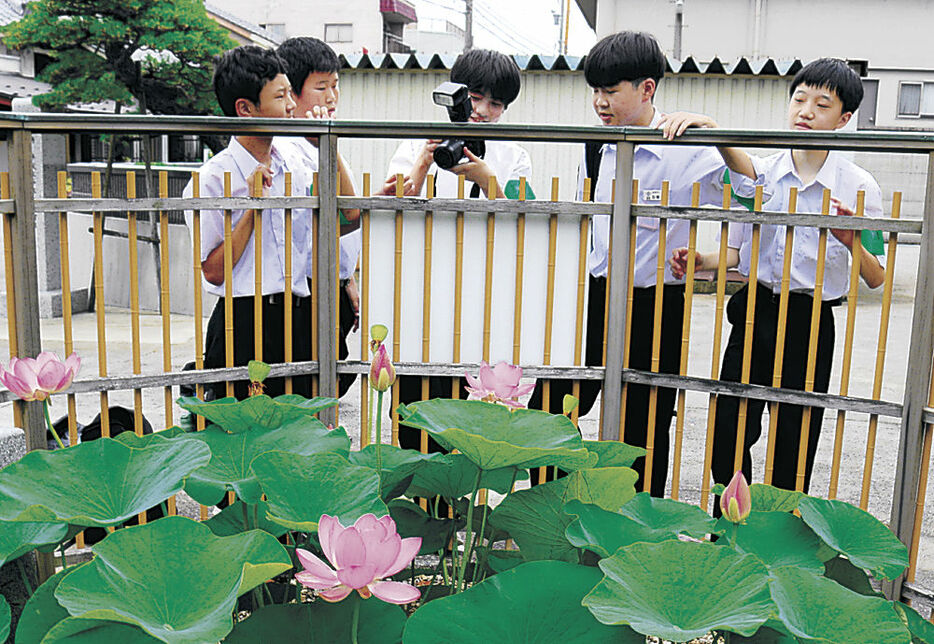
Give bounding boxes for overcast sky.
[409,0,597,56]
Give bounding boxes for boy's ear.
[836,111,853,129]
[234,98,256,118]
[641,78,657,102]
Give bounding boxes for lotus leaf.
[405,453,524,500]
[41,618,160,643]
[0,594,8,643]
[619,492,717,538]
[403,560,643,643]
[180,419,349,505]
[253,451,387,531]
[485,550,524,574]
[582,440,645,468]
[749,484,803,513]
[823,555,882,597]
[715,511,825,573]
[15,568,71,644]
[204,500,288,538]
[583,540,774,641]
[177,394,337,434]
[769,566,911,643]
[349,445,443,500]
[0,438,210,528]
[397,399,597,471]
[798,496,908,580]
[53,516,291,644]
[564,501,675,558]
[113,427,187,448]
[225,599,407,643]
[893,601,934,644]
[490,467,637,562]
[0,519,67,567]
[388,499,457,555]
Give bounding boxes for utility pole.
[673,0,684,59]
[464,0,473,51]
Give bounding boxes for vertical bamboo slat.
[191,173,208,521]
[126,173,146,524]
[452,176,466,398]
[482,176,497,361]
[360,174,371,448]
[223,173,234,399]
[1,173,20,428]
[158,172,173,434]
[420,176,435,455]
[311,172,319,397]
[512,177,528,366]
[284,174,293,395]
[618,180,638,443]
[539,178,560,483]
[391,174,404,446]
[91,173,110,436]
[571,178,591,427]
[252,172,263,363]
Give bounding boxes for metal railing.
[0,113,933,601]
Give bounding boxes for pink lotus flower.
[465,361,535,409]
[720,471,752,524]
[369,343,395,392]
[295,513,421,604]
[0,351,80,402]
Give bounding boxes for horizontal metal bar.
[338,360,605,379]
[634,205,924,234]
[35,196,320,213]
[0,113,932,152]
[342,196,607,216]
[922,407,934,425]
[0,199,13,214]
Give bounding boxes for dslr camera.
[431,81,486,170]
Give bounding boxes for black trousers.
[337,284,358,398]
[711,283,836,496]
[528,279,685,497]
[204,293,313,401]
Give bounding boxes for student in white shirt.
[529,31,726,496]
[185,46,315,400]
[664,58,885,496]
[275,37,362,397]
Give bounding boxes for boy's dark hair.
[277,37,340,96]
[213,45,289,117]
[584,31,666,89]
[790,58,864,114]
[450,48,521,106]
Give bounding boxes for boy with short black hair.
[665,57,884,495]
[529,31,727,496]
[275,36,361,397]
[185,45,314,400]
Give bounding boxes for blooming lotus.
[0,351,80,402]
[465,361,535,409]
[369,343,395,392]
[295,514,421,604]
[720,471,752,524]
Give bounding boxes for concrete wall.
[220,0,385,55]
[869,68,934,131]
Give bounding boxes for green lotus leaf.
[253,451,387,531]
[225,599,406,643]
[15,567,71,644]
[405,453,525,500]
[750,484,804,513]
[53,516,291,644]
[583,540,774,641]
[349,445,443,500]
[203,500,288,538]
[397,400,597,471]
[180,418,349,505]
[582,440,645,468]
[893,601,934,644]
[0,519,67,567]
[824,555,883,597]
[0,594,8,643]
[564,501,675,558]
[403,560,644,643]
[715,511,825,573]
[490,467,637,562]
[113,427,187,448]
[485,549,524,574]
[41,617,159,643]
[0,438,211,528]
[798,496,908,580]
[732,620,800,643]
[177,394,337,434]
[388,499,457,555]
[619,492,717,538]
[769,566,911,643]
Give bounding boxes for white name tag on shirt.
[641,189,662,202]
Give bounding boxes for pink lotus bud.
[369,343,395,392]
[720,471,752,524]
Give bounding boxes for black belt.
[755,283,842,307]
[233,293,309,307]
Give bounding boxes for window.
[897,81,934,117]
[261,23,285,39]
[325,23,353,43]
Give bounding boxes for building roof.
[340,52,804,76]
[0,71,49,101]
[204,3,282,46]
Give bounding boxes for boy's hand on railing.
[447,148,503,198]
[378,174,416,196]
[248,165,273,196]
[657,111,719,140]
[344,276,360,332]
[668,247,702,279]
[829,197,856,249]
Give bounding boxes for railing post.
[316,131,339,425]
[8,128,55,581]
[885,151,934,600]
[600,140,634,441]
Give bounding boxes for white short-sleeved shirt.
[184,138,313,298]
[273,136,361,281]
[385,138,532,198]
[586,111,727,286]
[726,150,884,301]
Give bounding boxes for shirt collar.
[229,137,284,180]
[601,109,663,159]
[775,149,840,189]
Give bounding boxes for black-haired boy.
[275,36,362,397]
[665,58,885,495]
[184,46,314,400]
[530,31,727,496]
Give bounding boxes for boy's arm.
[201,165,271,285]
[669,247,739,279]
[657,112,757,179]
[830,197,885,289]
[380,140,439,196]
[336,152,360,234]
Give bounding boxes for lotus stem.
[43,400,65,450]
[368,387,376,445]
[375,391,384,497]
[457,470,483,593]
[471,501,490,584]
[59,543,67,570]
[351,593,361,644]
[241,502,249,532]
[15,558,33,595]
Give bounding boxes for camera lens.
[433,139,465,170]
